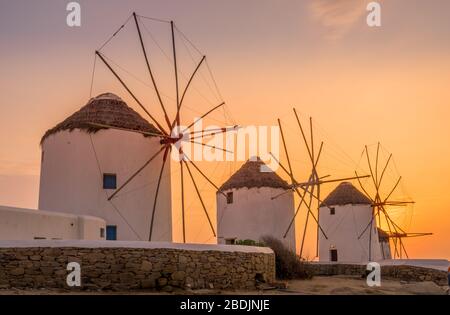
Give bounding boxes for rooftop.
[218,157,291,191]
[320,182,372,207]
[41,93,160,143]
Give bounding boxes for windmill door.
[330,249,338,262]
[106,225,117,241]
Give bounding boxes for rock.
[141,261,152,272]
[94,263,109,269]
[162,285,173,292]
[207,256,216,262]
[185,277,194,288]
[157,277,168,287]
[171,271,186,281]
[39,267,54,276]
[140,279,156,289]
[178,255,188,264]
[217,266,227,276]
[85,252,105,262]
[29,255,41,261]
[10,268,25,276]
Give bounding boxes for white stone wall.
[217,187,296,251]
[39,129,172,242]
[318,204,383,263]
[0,206,105,241]
[380,240,392,260]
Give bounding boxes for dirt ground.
[266,275,449,295]
[1,276,449,295]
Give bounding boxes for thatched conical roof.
[218,157,290,192]
[320,182,372,207]
[41,93,160,144]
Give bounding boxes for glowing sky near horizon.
[1,0,450,259]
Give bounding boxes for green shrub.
[235,239,266,247]
[261,236,311,280]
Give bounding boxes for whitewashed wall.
[39,129,172,242]
[380,240,392,260]
[217,187,296,251]
[0,206,105,241]
[318,204,383,262]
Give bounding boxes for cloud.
[309,0,369,40]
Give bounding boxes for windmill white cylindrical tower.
[216,158,296,251]
[38,93,172,241]
[318,182,384,263]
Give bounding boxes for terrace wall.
[0,240,275,292]
[304,262,448,286]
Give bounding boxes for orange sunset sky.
[0,0,449,259]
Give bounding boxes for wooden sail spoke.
[189,126,238,136]
[148,146,170,241]
[133,13,172,129]
[293,108,313,165]
[188,126,240,141]
[172,56,206,129]
[354,171,374,201]
[291,174,370,190]
[378,153,392,190]
[277,119,295,182]
[182,102,225,133]
[108,146,166,200]
[180,160,186,243]
[184,161,217,237]
[375,142,380,187]
[383,176,402,203]
[190,140,234,154]
[357,208,378,240]
[270,153,328,239]
[365,145,378,192]
[283,174,313,238]
[171,21,180,126]
[95,51,169,135]
[300,181,315,258]
[184,155,227,198]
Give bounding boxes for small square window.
[330,207,335,215]
[100,228,105,238]
[103,173,117,189]
[226,192,233,204]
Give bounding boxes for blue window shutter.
[106,225,117,240]
[103,174,117,189]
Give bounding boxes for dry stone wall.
[0,244,275,292]
[304,263,447,286]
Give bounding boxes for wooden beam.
[108,146,166,200]
[133,12,171,129]
[184,160,217,237]
[148,147,170,241]
[95,51,168,135]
